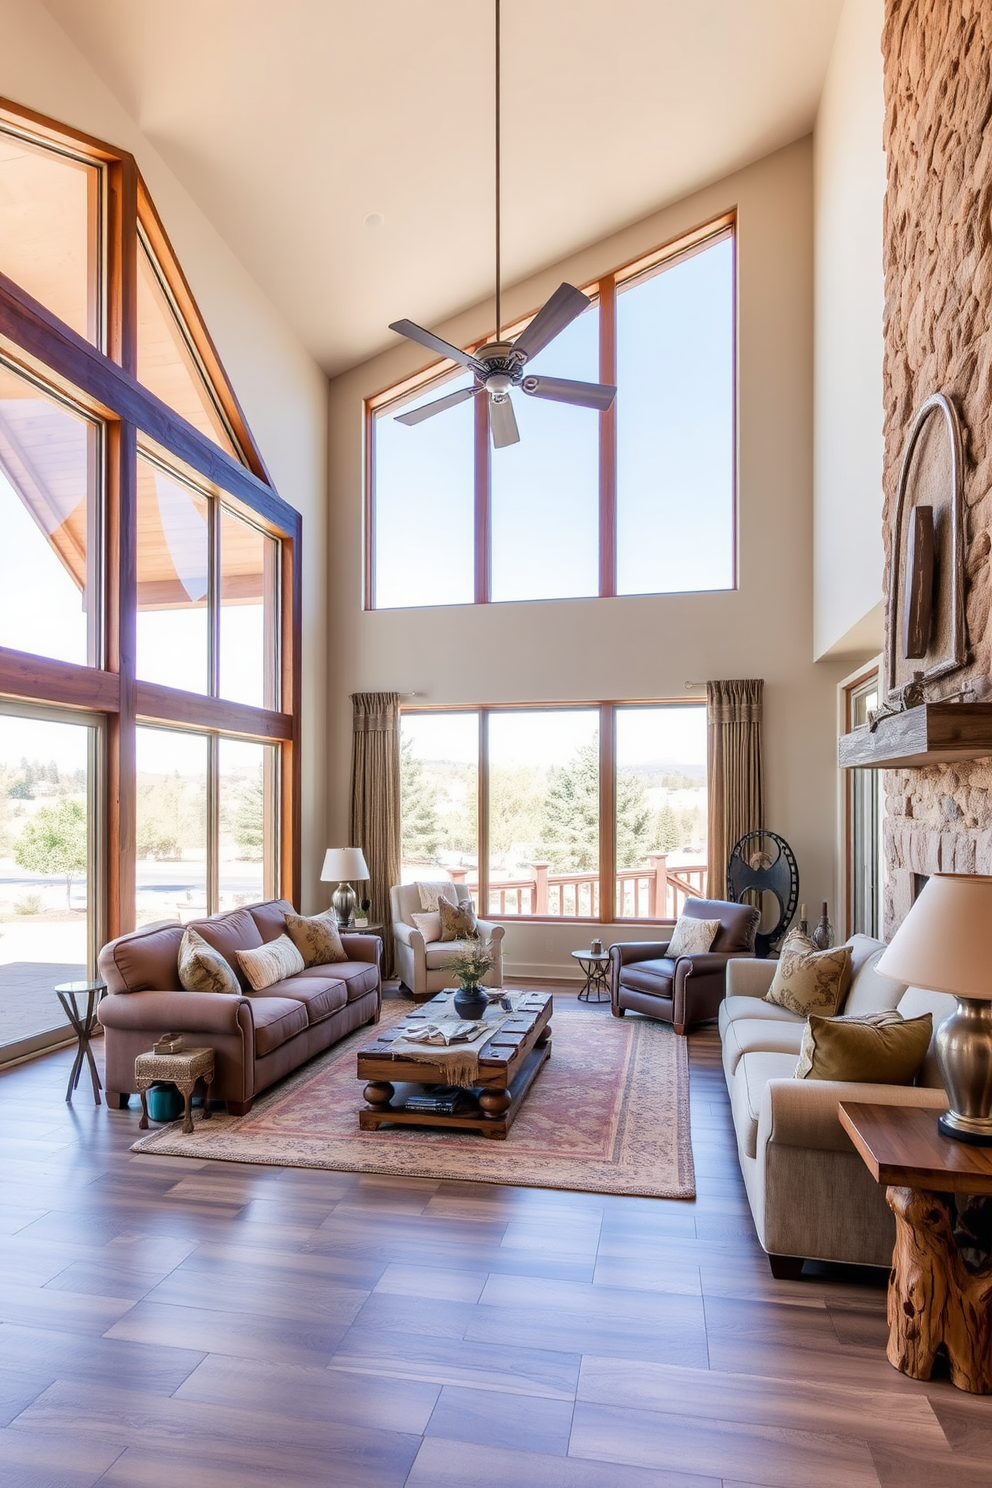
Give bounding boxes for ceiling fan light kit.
[388,0,616,448]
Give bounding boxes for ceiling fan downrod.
[386,0,617,448]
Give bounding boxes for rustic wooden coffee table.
[357,991,552,1140]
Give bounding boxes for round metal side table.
[571,949,611,1003]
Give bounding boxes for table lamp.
[320,847,370,927]
[877,872,992,1144]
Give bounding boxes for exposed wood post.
[532,862,549,915]
[648,852,668,918]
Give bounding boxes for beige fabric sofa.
[98,899,381,1115]
[720,934,953,1273]
[391,882,505,1001]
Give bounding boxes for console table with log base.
[357,992,552,1140]
[839,1101,992,1394]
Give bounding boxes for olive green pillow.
[795,1009,934,1082]
[764,929,852,1017]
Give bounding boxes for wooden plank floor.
[1,999,990,1487]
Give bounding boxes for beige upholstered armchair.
[390,882,505,1001]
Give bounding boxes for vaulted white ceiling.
[42,0,844,376]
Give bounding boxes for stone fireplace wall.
[881,0,992,928]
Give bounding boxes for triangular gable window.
[137,234,241,460]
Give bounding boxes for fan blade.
[388,319,480,371]
[511,283,592,363]
[489,395,520,448]
[395,385,478,426]
[521,374,617,411]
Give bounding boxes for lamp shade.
[877,873,992,999]
[320,847,370,882]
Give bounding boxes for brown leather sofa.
[97,899,381,1114]
[609,897,760,1034]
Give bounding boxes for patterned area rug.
[130,1004,695,1199]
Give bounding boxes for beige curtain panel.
[706,679,764,900]
[350,691,401,976]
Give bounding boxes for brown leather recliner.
[609,897,760,1034]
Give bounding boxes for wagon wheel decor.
[726,831,799,958]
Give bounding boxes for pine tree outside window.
[399,703,706,923]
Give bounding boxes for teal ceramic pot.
[147,1083,184,1122]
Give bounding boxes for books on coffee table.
[403,1085,471,1114]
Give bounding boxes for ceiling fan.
[387,0,616,450]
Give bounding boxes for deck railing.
[445,853,707,920]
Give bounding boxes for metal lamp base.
[332,882,357,927]
[938,1111,992,1145]
[936,996,992,1145]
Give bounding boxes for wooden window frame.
[366,211,736,610]
[401,698,706,926]
[839,657,885,941]
[0,98,302,950]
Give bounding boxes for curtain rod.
[684,681,707,690]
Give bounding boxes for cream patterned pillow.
[178,927,240,995]
[284,909,348,967]
[438,898,479,942]
[411,911,442,943]
[416,881,458,912]
[236,934,305,992]
[765,929,852,1017]
[667,916,720,958]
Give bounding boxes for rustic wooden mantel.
[838,701,992,769]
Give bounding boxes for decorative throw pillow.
[795,1009,933,1082]
[438,897,479,942]
[667,916,720,958]
[416,880,458,912]
[411,910,442,943]
[236,933,305,992]
[284,909,348,967]
[764,929,852,1017]
[178,926,240,995]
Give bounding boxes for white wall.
[0,0,329,910]
[813,0,886,663]
[327,138,851,980]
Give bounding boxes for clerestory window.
[369,218,735,609]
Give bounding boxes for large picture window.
[369,219,735,610]
[0,99,300,1060]
[400,703,707,922]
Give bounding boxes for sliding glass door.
[0,706,100,1056]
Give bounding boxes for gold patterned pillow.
[765,929,852,1017]
[236,933,305,992]
[411,911,442,943]
[667,916,720,958]
[178,926,240,995]
[284,909,348,966]
[416,881,458,911]
[438,898,479,942]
